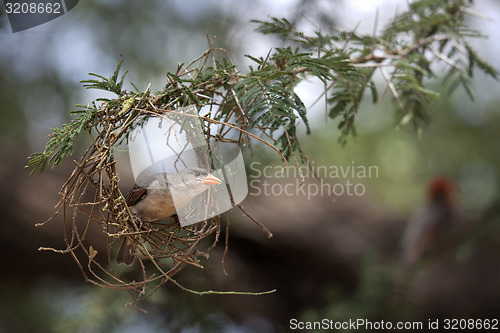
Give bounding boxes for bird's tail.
[116,237,135,265]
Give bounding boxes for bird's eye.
[194,171,201,177]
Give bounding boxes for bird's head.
[169,167,222,192]
[165,167,222,207]
[428,176,456,203]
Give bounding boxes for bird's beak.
[202,174,222,185]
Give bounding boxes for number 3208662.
[444,319,498,330]
[5,2,61,14]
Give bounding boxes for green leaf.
[80,59,127,96]
[252,17,294,36]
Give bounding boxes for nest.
[35,46,283,305]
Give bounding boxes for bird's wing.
[125,185,148,207]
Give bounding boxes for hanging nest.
[29,43,314,304]
[36,105,230,303]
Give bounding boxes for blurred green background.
[1,0,500,332]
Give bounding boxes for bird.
[116,167,222,265]
[401,176,456,264]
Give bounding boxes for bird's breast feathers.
[129,188,176,221]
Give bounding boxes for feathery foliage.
[28,0,497,175]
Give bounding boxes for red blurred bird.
[401,176,456,264]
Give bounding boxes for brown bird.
[401,176,456,264]
[116,167,222,265]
